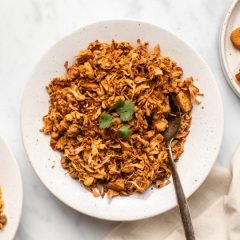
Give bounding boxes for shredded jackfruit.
[41,40,201,198]
[0,187,7,229]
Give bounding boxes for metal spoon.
[163,94,195,240]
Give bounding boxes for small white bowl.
[22,19,223,221]
[220,0,240,98]
[0,137,23,240]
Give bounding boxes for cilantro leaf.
[116,125,130,140]
[117,100,135,122]
[99,112,112,129]
[111,99,124,111]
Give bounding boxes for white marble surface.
[0,0,239,239]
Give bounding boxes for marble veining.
[0,0,239,239]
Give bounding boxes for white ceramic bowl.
[220,0,240,98]
[0,137,23,240]
[21,20,223,221]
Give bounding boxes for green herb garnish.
[116,125,131,140]
[99,112,112,129]
[111,99,124,111]
[117,100,135,122]
[98,100,135,140]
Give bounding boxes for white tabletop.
[0,0,239,239]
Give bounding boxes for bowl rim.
[219,0,240,98]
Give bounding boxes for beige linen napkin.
[105,146,240,240]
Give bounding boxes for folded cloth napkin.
[105,146,240,240]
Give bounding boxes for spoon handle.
[167,144,195,240]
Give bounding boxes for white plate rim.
[21,19,224,221]
[0,136,23,239]
[219,0,240,98]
